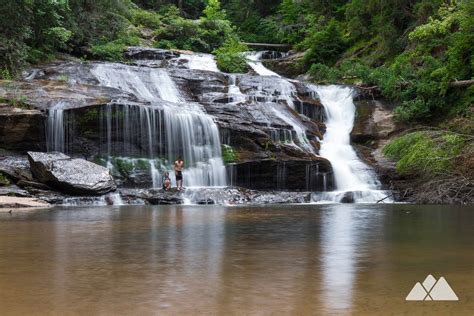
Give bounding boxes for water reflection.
[0,205,473,314]
[320,205,357,310]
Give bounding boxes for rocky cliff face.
[0,49,334,192]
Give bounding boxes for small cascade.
[246,52,281,77]
[47,101,68,152]
[180,53,219,72]
[310,85,391,203]
[227,75,246,104]
[271,129,294,144]
[245,53,316,155]
[90,63,227,187]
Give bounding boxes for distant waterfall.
[47,101,68,152]
[311,85,391,203]
[246,52,281,77]
[180,53,220,72]
[91,63,227,187]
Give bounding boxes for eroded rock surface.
[28,152,116,195]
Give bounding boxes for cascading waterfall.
[245,53,316,155]
[311,85,391,203]
[246,51,390,202]
[180,53,220,72]
[91,63,227,187]
[246,51,281,77]
[47,101,68,152]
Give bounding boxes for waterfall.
[311,85,391,203]
[47,101,68,152]
[245,53,316,155]
[246,52,281,77]
[91,63,227,187]
[180,53,220,72]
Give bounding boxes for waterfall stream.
[246,52,391,203]
[41,49,391,202]
[91,63,227,187]
[312,85,391,203]
[47,101,68,152]
[180,53,220,72]
[245,53,316,155]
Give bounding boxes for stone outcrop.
[261,52,305,78]
[124,46,179,60]
[0,103,46,152]
[27,152,116,195]
[228,159,333,191]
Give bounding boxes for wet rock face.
[124,47,179,60]
[0,104,46,152]
[228,159,334,191]
[119,187,314,206]
[27,152,116,195]
[0,78,135,111]
[12,51,335,192]
[352,99,397,145]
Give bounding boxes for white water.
[181,53,219,72]
[91,63,227,187]
[47,101,68,152]
[312,85,391,203]
[244,53,316,155]
[246,52,281,77]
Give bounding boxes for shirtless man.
[174,156,184,191]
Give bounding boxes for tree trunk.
[449,80,474,88]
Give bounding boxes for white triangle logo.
[406,275,459,301]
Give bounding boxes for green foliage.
[203,0,227,20]
[153,3,236,53]
[0,171,10,186]
[308,63,342,83]
[0,95,30,109]
[130,8,161,29]
[44,27,72,50]
[383,131,466,177]
[0,68,13,80]
[214,39,248,73]
[154,16,203,51]
[302,19,347,67]
[91,41,128,61]
[221,145,237,164]
[303,1,473,123]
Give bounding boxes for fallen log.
[448,80,474,88]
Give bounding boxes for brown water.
[0,204,473,315]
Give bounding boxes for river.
[0,204,472,314]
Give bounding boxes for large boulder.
[27,152,116,195]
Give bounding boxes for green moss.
[93,156,107,166]
[222,145,238,164]
[135,159,151,171]
[115,158,134,176]
[383,131,466,177]
[0,172,10,186]
[0,96,30,109]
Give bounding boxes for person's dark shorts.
[176,171,183,181]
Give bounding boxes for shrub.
[383,131,466,177]
[308,63,342,83]
[130,8,161,29]
[303,18,347,67]
[214,39,248,73]
[91,31,140,61]
[222,145,238,164]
